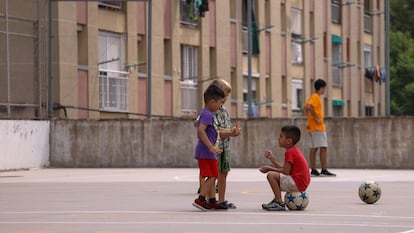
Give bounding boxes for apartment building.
[0,0,386,119]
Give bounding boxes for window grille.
[364,14,372,33]
[291,39,303,64]
[292,79,303,111]
[290,8,302,35]
[331,0,341,24]
[98,1,122,10]
[99,70,128,112]
[332,39,343,87]
[181,45,198,115]
[98,31,127,112]
[180,0,198,25]
[180,82,198,115]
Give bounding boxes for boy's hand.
[209,146,223,155]
[259,165,272,173]
[264,150,273,160]
[233,121,242,136]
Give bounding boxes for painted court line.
[1,210,414,220]
[0,221,413,229]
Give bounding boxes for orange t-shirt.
[304,93,326,132]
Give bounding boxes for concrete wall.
[0,120,49,170]
[49,117,414,169]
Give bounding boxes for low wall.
[49,117,414,169]
[0,120,49,170]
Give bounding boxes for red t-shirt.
[284,146,311,191]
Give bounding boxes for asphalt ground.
[0,168,414,233]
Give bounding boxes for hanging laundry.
[188,0,199,21]
[364,67,375,80]
[380,68,386,83]
[198,0,209,17]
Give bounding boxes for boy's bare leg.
[205,177,216,199]
[309,148,318,169]
[218,171,227,202]
[198,175,204,192]
[319,147,327,170]
[266,172,282,202]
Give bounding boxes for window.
[290,8,302,36]
[365,105,374,116]
[332,36,343,87]
[242,0,260,55]
[291,36,303,64]
[292,79,303,111]
[333,105,343,116]
[180,0,198,25]
[242,0,258,27]
[243,75,258,117]
[181,45,198,115]
[332,99,344,116]
[98,1,122,10]
[280,3,287,33]
[364,44,372,68]
[98,31,128,112]
[242,28,248,53]
[364,0,372,33]
[331,0,341,24]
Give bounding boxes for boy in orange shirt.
[304,79,336,177]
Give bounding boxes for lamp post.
[247,0,253,118]
[385,0,390,116]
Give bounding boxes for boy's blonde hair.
[211,78,232,94]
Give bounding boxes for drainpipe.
[247,0,253,118]
[384,0,390,116]
[147,0,152,119]
[48,0,53,118]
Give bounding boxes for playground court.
[0,168,413,233]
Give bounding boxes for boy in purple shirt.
[193,84,226,211]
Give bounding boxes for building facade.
[0,0,386,119]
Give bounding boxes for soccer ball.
[358,181,381,204]
[284,191,309,210]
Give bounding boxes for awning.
[332,35,342,43]
[332,99,345,106]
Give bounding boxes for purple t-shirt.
[194,108,218,160]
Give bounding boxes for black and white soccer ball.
[358,181,381,204]
[284,191,309,210]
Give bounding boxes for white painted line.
[0,210,414,220]
[399,229,414,233]
[0,221,413,229]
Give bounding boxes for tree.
[390,1,414,115]
[390,31,414,115]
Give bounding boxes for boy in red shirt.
[259,125,311,211]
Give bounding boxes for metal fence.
[0,0,46,119]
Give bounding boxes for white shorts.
[309,131,328,148]
[280,173,299,192]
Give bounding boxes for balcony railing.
[99,69,129,112]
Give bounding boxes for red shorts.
[198,159,218,178]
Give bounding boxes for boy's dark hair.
[281,125,301,145]
[314,79,327,91]
[204,84,225,104]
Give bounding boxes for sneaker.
[219,200,237,209]
[209,201,228,210]
[217,200,236,209]
[262,199,278,209]
[262,199,286,211]
[311,169,320,177]
[320,169,336,177]
[192,198,210,211]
